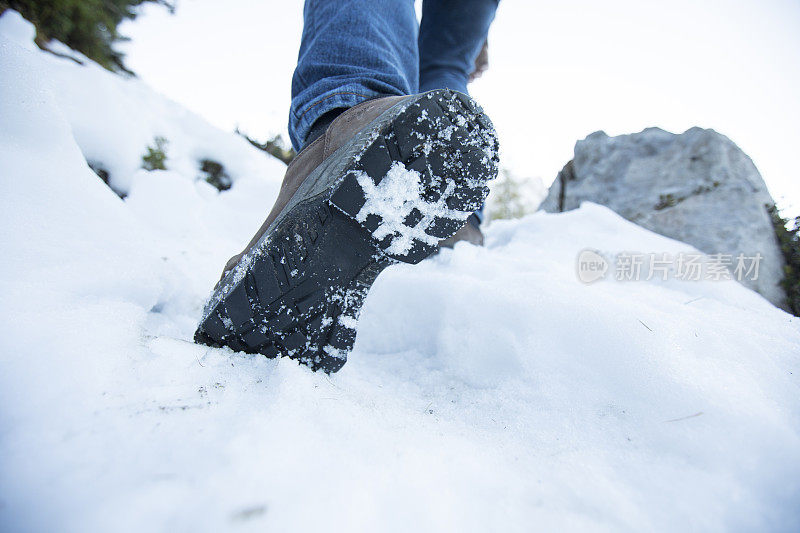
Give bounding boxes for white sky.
[120,0,800,213]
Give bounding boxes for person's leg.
[289,0,419,151]
[418,0,499,226]
[418,0,498,95]
[196,0,499,372]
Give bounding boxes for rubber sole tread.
[194,89,499,372]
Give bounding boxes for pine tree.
[487,169,537,222]
[1,0,173,74]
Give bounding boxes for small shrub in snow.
[236,129,296,165]
[199,158,231,191]
[87,160,110,185]
[768,204,800,316]
[87,160,125,198]
[141,136,168,171]
[654,182,722,210]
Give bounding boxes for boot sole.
[194,89,499,372]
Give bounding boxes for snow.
[0,10,284,197]
[1,10,800,532]
[355,162,466,255]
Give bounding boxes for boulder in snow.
[539,127,786,307]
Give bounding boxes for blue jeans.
[289,0,499,152]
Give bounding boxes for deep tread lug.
[224,283,252,328]
[398,240,438,264]
[242,327,270,348]
[282,331,307,352]
[296,293,323,314]
[329,325,356,351]
[407,155,429,175]
[393,114,420,160]
[250,260,280,304]
[226,337,247,352]
[403,207,423,227]
[330,172,366,217]
[306,315,325,338]
[360,138,393,183]
[445,186,484,211]
[197,310,229,340]
[271,308,295,330]
[426,217,464,239]
[364,213,381,232]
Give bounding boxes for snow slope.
[1,10,799,532]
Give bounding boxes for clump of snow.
[338,314,359,330]
[355,162,468,255]
[1,10,800,532]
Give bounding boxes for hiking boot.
[439,213,484,248]
[194,89,499,372]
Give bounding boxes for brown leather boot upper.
[221,95,410,277]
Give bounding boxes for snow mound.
[0,10,285,196]
[1,10,799,533]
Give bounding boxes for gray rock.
[540,127,786,307]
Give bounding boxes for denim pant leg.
[418,0,499,95]
[419,0,499,222]
[289,0,419,151]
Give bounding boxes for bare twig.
[665,411,704,423]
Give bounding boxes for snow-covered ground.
[1,10,799,532]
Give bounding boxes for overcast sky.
[121,0,800,213]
